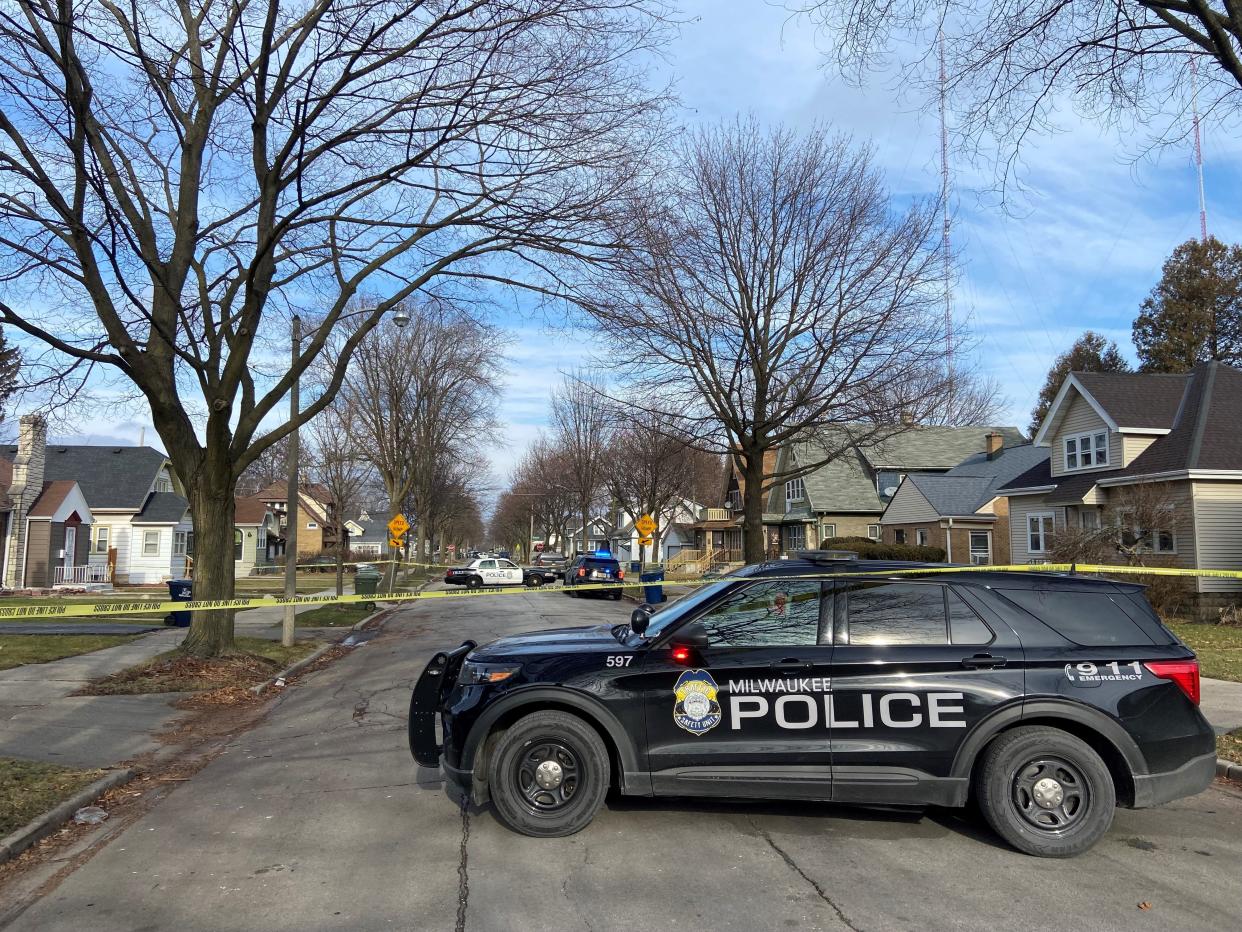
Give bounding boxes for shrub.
[821,536,946,563]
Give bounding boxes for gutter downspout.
[946,517,953,562]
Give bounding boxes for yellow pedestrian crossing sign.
[388,513,410,538]
[635,514,656,536]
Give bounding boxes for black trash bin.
[639,565,665,604]
[165,578,193,627]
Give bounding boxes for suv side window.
[845,582,948,645]
[698,580,824,647]
[947,588,993,645]
[998,589,1158,646]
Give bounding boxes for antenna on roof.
[139,426,145,447]
[1190,56,1208,242]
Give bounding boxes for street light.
[392,306,410,328]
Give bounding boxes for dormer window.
[785,478,805,504]
[1064,432,1108,471]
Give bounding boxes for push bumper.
[1131,751,1217,808]
[407,641,475,767]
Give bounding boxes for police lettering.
[728,691,966,730]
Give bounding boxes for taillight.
[1144,659,1200,705]
[577,568,586,577]
[618,569,624,579]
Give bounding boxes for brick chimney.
[985,432,1004,461]
[5,414,48,588]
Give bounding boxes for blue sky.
[27,0,1242,500]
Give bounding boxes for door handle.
[770,659,812,670]
[962,653,1007,669]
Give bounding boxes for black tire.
[609,589,623,601]
[976,725,1116,858]
[466,576,483,591]
[487,711,609,837]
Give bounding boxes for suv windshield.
[636,579,737,640]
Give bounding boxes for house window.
[306,521,318,530]
[969,531,992,565]
[782,525,806,551]
[784,478,805,504]
[155,477,173,493]
[173,531,188,556]
[1028,513,1054,554]
[143,530,160,555]
[234,529,244,561]
[820,522,837,541]
[1155,529,1176,553]
[94,526,110,554]
[866,524,881,541]
[915,529,929,547]
[186,532,194,555]
[1064,432,1109,471]
[1080,509,1101,530]
[894,529,907,544]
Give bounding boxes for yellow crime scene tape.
[2,562,1240,621]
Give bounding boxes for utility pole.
[282,314,301,648]
[1191,56,1208,242]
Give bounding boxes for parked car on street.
[443,557,524,590]
[561,553,624,600]
[410,549,1215,856]
[523,566,559,587]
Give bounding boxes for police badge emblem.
[673,669,722,735]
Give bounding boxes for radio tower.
[938,30,954,398]
[1191,56,1208,241]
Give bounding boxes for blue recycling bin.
[640,565,665,604]
[165,578,193,627]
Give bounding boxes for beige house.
[999,363,1242,595]
[256,482,340,557]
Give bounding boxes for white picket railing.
[54,564,111,585]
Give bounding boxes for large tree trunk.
[335,526,345,597]
[180,470,239,657]
[742,452,767,565]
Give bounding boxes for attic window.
[1064,432,1108,471]
[785,478,805,504]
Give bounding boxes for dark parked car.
[523,566,559,587]
[561,554,624,600]
[409,550,1214,856]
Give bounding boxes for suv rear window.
[998,589,1165,646]
[582,558,619,571]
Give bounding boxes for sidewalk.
[1201,676,1242,734]
[0,629,188,768]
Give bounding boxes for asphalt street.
[7,588,1242,931]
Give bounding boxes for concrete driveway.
[7,589,1242,931]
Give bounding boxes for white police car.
[443,557,524,590]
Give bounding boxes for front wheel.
[976,725,1116,858]
[487,711,609,837]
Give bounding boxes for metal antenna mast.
[1191,56,1208,241]
[938,29,953,393]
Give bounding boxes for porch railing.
[54,564,112,585]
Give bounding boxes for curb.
[1217,758,1242,784]
[250,643,336,695]
[0,768,135,864]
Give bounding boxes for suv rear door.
[827,579,1025,805]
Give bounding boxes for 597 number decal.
[606,655,633,667]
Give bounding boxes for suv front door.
[641,579,835,799]
[827,580,1025,806]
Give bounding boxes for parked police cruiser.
[408,550,1215,857]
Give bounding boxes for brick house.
[256,482,340,557]
[999,362,1242,597]
[879,435,1048,564]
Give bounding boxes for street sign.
[635,514,657,536]
[388,513,410,538]
[638,535,654,547]
[388,537,404,549]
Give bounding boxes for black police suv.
[561,553,624,600]
[408,551,1215,857]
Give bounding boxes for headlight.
[458,661,521,685]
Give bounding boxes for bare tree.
[795,2,1242,182]
[0,0,670,655]
[306,405,374,595]
[550,374,611,556]
[603,408,700,563]
[576,120,956,564]
[237,437,290,498]
[511,435,578,552]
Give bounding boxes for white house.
[609,499,703,563]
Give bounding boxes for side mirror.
[630,606,651,636]
[671,621,708,650]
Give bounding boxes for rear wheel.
[466,576,483,591]
[487,711,609,837]
[609,589,623,601]
[976,725,1115,858]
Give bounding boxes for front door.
[827,579,1025,805]
[63,526,76,572]
[641,578,834,799]
[496,559,523,585]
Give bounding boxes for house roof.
[0,445,168,510]
[256,481,334,505]
[1070,371,1189,429]
[1120,361,1242,474]
[131,492,190,525]
[347,517,388,543]
[795,425,1028,515]
[235,497,272,525]
[897,444,1050,517]
[28,480,81,518]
